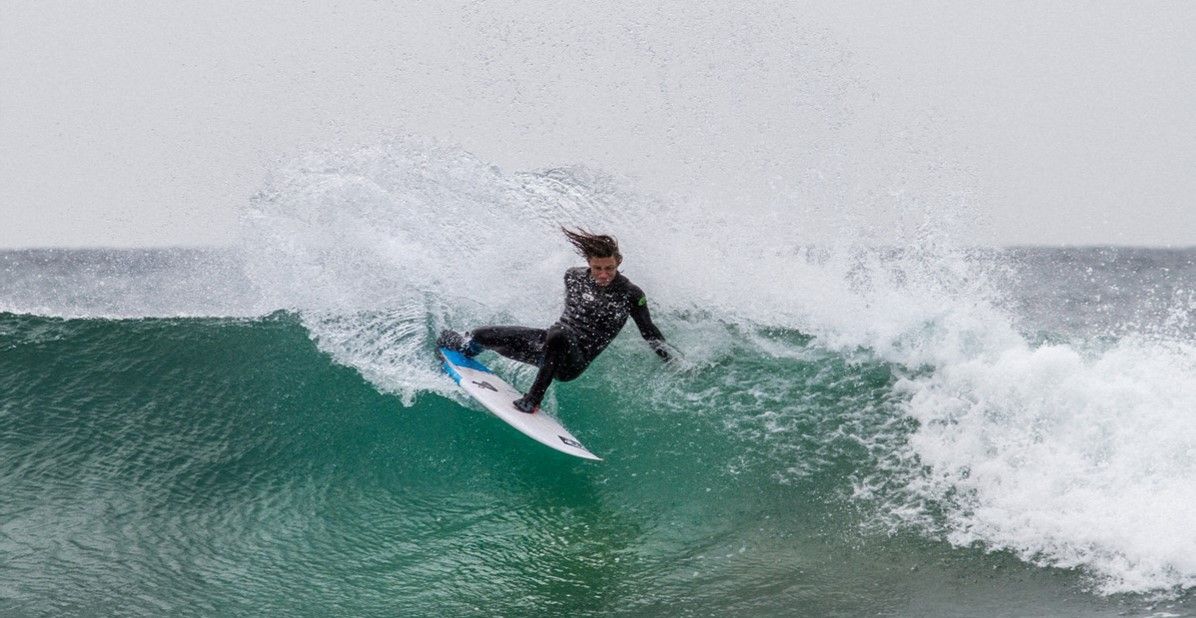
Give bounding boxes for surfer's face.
[587,256,619,286]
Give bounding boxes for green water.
[2,311,1171,616]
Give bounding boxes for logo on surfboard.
[471,380,498,392]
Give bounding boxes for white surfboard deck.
[439,348,601,461]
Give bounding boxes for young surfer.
[438,227,671,413]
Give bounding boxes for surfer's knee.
[468,327,496,345]
[544,326,570,352]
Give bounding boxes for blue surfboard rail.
[440,347,493,385]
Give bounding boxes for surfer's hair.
[561,227,622,263]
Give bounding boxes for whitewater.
[2,140,1194,616]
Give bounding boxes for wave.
[3,138,1195,596]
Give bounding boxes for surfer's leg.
[552,338,589,383]
[514,325,580,413]
[468,326,546,366]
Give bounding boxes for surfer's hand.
[650,339,672,362]
[655,343,696,375]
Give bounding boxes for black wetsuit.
[470,267,669,406]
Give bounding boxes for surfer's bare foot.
[513,396,539,414]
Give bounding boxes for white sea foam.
[808,243,1196,594]
[896,336,1196,594]
[806,249,1196,593]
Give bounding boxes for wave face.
[2,141,1195,615]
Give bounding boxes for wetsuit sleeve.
[628,287,670,362]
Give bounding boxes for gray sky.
[2,0,1194,248]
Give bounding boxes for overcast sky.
[2,1,1193,248]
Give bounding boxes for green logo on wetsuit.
[637,295,647,306]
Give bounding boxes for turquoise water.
[1,306,1190,616]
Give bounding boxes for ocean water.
[2,143,1195,616]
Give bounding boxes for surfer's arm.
[628,293,670,362]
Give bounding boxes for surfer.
[438,227,671,414]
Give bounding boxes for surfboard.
[439,348,601,461]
